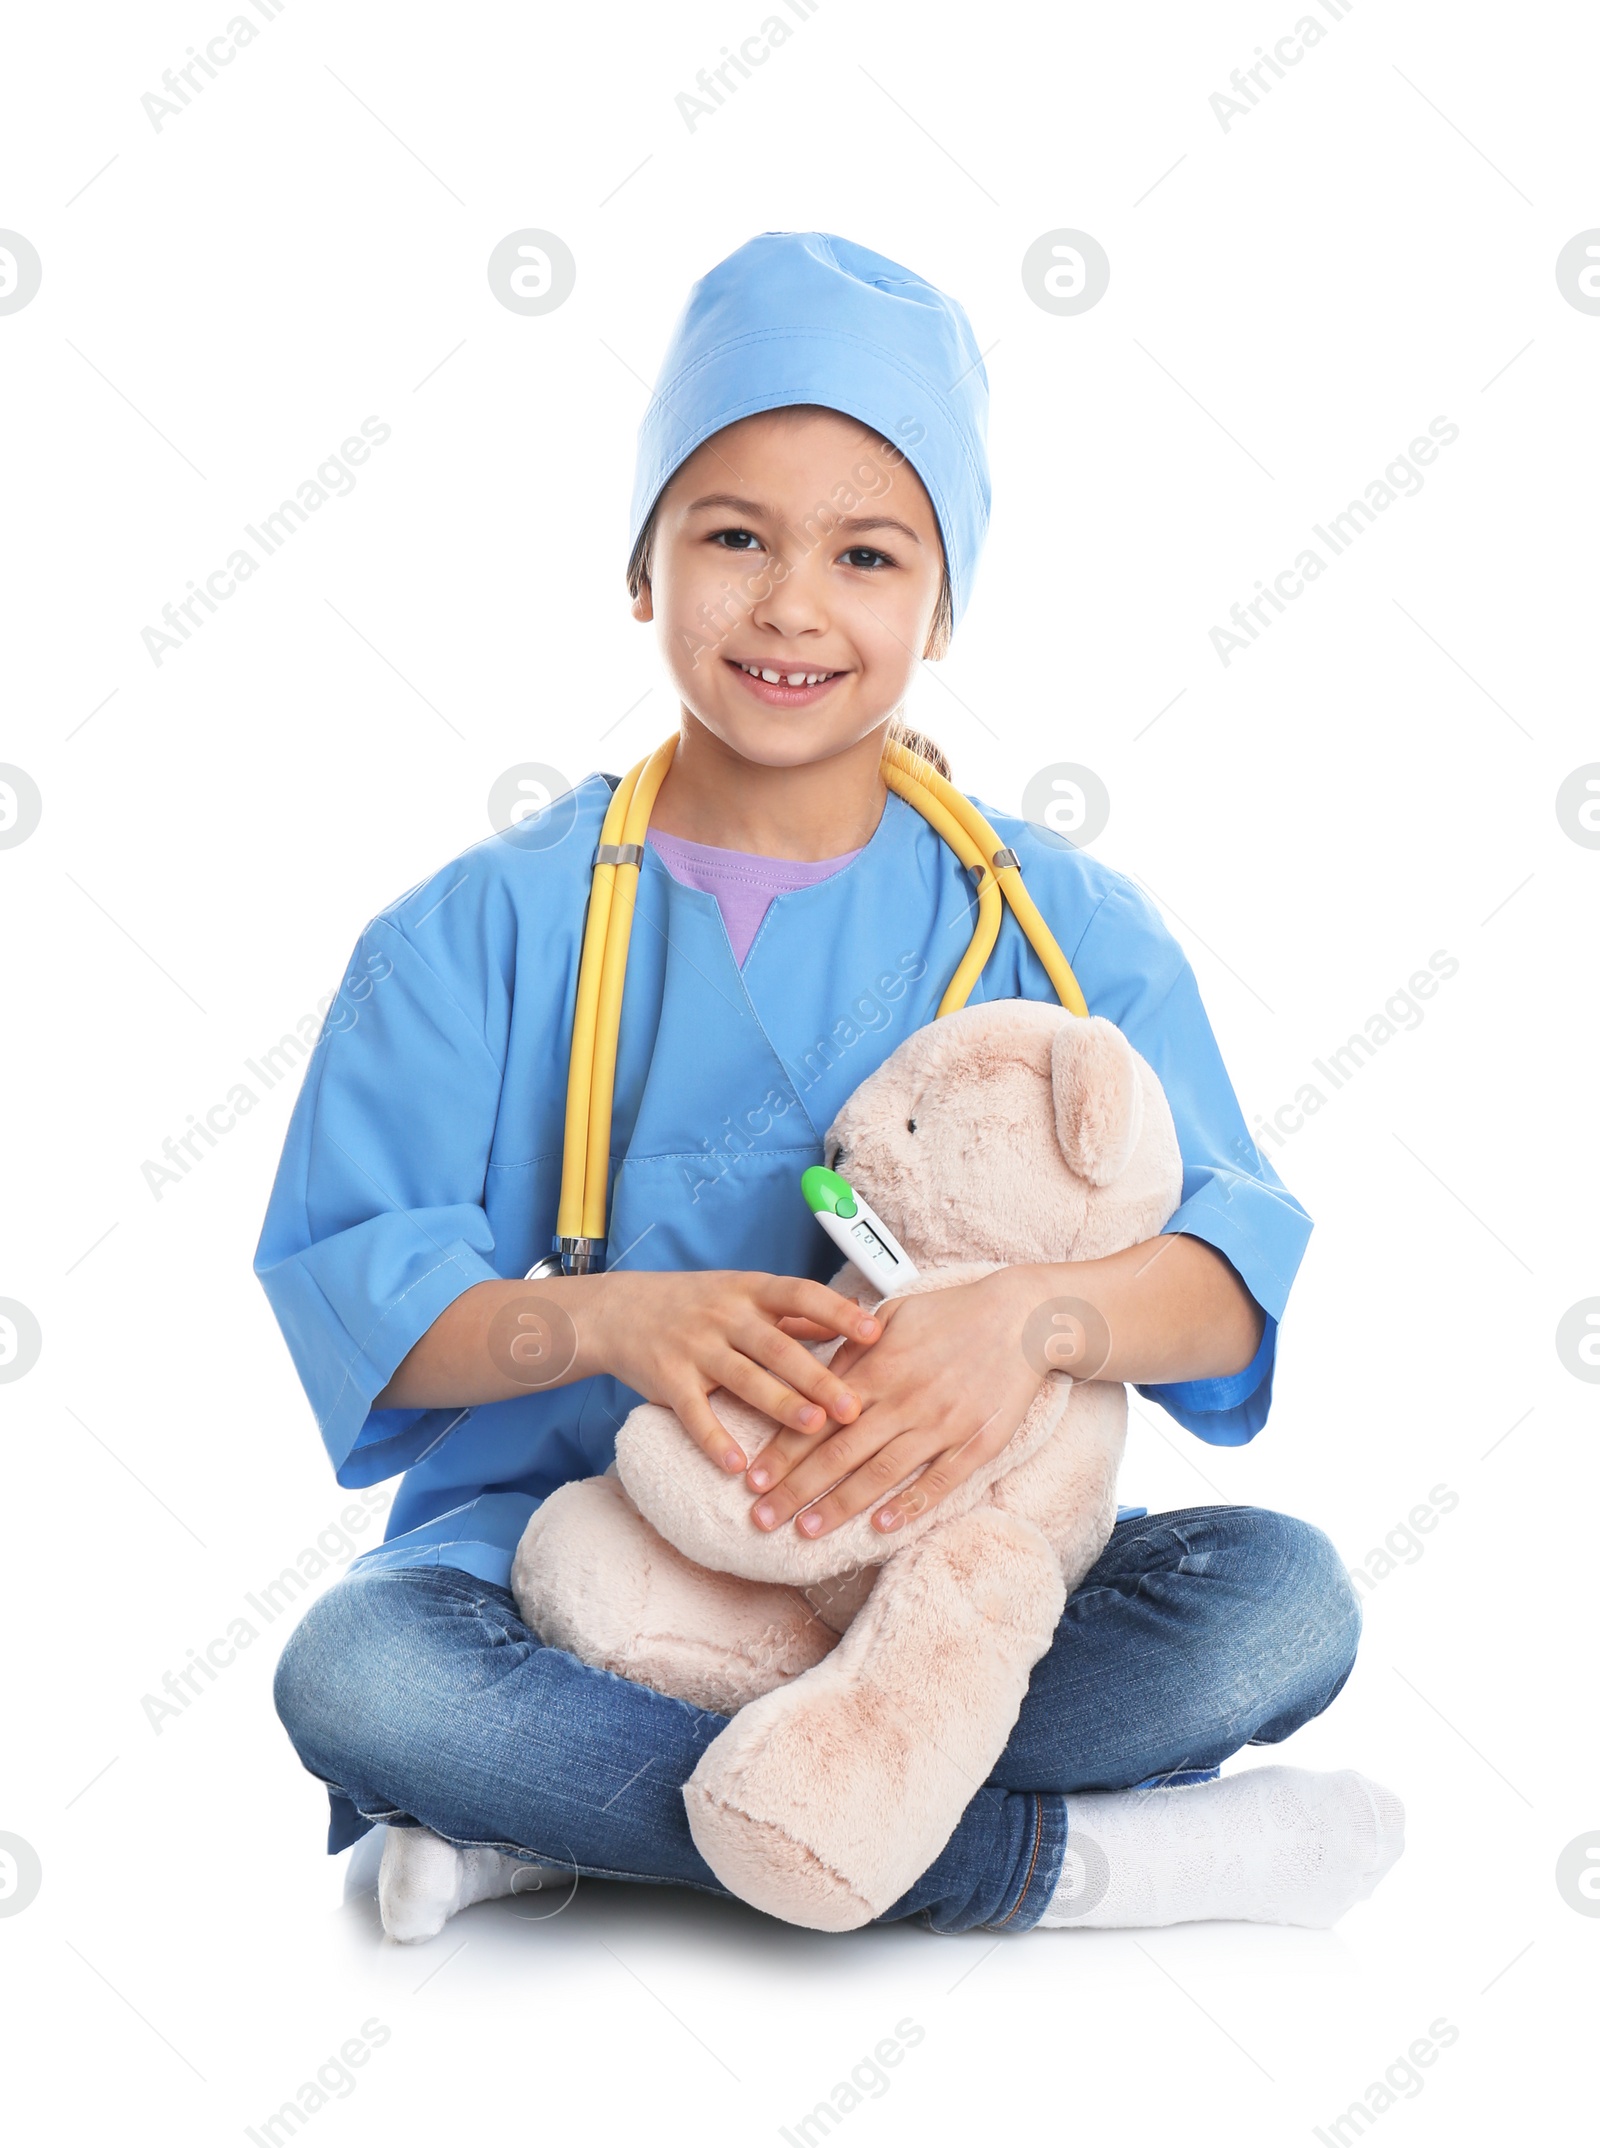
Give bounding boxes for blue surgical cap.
[630,231,991,625]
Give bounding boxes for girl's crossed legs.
[274,1504,1397,1939]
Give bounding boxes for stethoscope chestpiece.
[525,1237,603,1280]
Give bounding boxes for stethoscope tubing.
[539,736,1088,1275]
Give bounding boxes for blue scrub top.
[254,774,1312,1588]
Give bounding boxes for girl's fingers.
[671,1385,750,1475]
[795,1430,935,1537]
[708,1349,831,1437]
[744,1356,899,1485]
[748,1407,910,1528]
[869,1414,1017,1533]
[823,1296,902,1381]
[753,1407,1018,1536]
[743,1424,816,1493]
[765,1278,880,1347]
[739,1323,863,1426]
[662,1278,881,1475]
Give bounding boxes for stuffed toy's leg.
[683,1506,1067,1930]
[512,1474,839,1715]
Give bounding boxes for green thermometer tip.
[801,1165,857,1219]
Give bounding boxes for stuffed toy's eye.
[906,1117,918,1133]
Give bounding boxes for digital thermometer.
[800,1166,921,1300]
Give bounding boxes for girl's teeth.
[741,662,833,686]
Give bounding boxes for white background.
[2,0,1595,2140]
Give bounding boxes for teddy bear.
[511,999,1184,1931]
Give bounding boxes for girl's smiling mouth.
[725,657,846,707]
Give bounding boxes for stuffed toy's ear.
[1051,1016,1145,1186]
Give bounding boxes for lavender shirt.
[646,828,863,967]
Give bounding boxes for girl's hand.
[742,1270,1047,1536]
[588,1270,879,1474]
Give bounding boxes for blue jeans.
[273,1503,1360,1934]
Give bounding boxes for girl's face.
[634,405,946,769]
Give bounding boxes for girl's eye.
[711,528,763,553]
[840,546,892,570]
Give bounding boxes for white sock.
[1037,1766,1405,1930]
[377,1825,563,1943]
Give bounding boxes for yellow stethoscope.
[530,734,1088,1277]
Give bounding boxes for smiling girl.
[262,232,1401,1943]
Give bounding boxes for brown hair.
[883,716,951,778]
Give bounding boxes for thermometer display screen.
[847,1217,899,1267]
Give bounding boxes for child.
[261,232,1401,1943]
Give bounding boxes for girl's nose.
[749,561,830,641]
